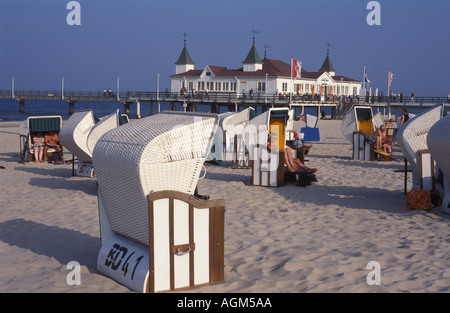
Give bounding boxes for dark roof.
[242,45,263,64]
[175,46,195,65]
[318,55,335,72]
[171,57,361,82]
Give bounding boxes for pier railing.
[2,89,449,106]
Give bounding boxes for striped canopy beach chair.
[427,113,450,213]
[93,111,225,292]
[19,115,63,163]
[397,105,444,191]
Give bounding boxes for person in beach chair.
[32,132,45,163]
[268,132,317,174]
[374,125,392,155]
[44,131,63,163]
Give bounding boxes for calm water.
[0,98,441,122]
[0,98,331,122]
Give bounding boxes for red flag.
[388,71,394,87]
[292,58,302,78]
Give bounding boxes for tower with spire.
[242,29,263,72]
[318,42,336,76]
[175,32,195,74]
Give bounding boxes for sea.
[0,98,443,122]
[0,98,333,122]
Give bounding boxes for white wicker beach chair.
[93,111,225,292]
[59,110,96,163]
[243,108,290,187]
[221,107,255,168]
[60,110,121,177]
[427,113,450,213]
[341,105,376,144]
[87,110,120,155]
[397,105,444,190]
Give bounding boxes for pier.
[1,89,449,119]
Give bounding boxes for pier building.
[170,41,363,99]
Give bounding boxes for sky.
[1,0,450,96]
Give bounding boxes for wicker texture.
[427,113,450,183]
[222,108,254,161]
[397,106,443,187]
[341,104,359,143]
[87,110,119,155]
[243,110,271,151]
[93,111,219,246]
[59,110,96,163]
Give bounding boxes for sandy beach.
[1,119,450,293]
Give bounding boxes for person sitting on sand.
[268,132,317,174]
[32,132,45,163]
[44,131,63,163]
[374,125,392,154]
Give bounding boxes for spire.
[175,46,195,65]
[318,55,335,73]
[319,43,335,73]
[242,44,263,64]
[175,32,194,65]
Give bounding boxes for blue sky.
[1,0,450,96]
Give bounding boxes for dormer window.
[206,71,211,76]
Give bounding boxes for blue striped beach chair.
[19,115,63,163]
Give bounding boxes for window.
[224,82,229,91]
[232,82,236,91]
[216,82,221,91]
[189,82,193,91]
[206,71,211,76]
[257,82,266,92]
[282,83,288,92]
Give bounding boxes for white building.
[171,43,362,98]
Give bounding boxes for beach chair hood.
[242,108,289,150]
[92,111,219,246]
[397,105,443,179]
[59,110,96,163]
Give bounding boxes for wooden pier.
[1,90,449,118]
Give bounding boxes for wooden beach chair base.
[375,149,393,161]
[97,190,225,293]
[284,170,317,187]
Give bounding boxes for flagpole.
[387,70,391,119]
[363,65,366,91]
[387,70,390,104]
[290,58,293,103]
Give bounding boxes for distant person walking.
[400,107,409,127]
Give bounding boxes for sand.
[1,119,449,293]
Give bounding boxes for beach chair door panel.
[148,192,225,293]
[419,150,435,190]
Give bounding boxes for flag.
[291,58,302,78]
[364,65,370,84]
[388,71,394,87]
